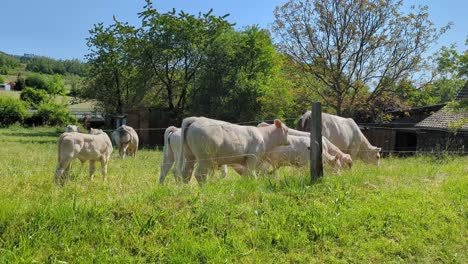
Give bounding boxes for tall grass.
[0,127,466,263]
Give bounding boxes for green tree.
[139,1,232,114]
[14,73,26,91]
[47,74,67,97]
[272,0,448,116]
[25,73,49,90]
[84,18,142,115]
[189,27,290,122]
[0,97,28,127]
[20,87,50,107]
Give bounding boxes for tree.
[14,73,26,91]
[84,18,143,115]
[189,26,290,122]
[272,0,448,116]
[47,74,67,97]
[138,1,232,114]
[20,87,50,107]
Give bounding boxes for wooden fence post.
[310,102,323,181]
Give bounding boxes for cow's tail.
[163,126,177,157]
[178,117,197,178]
[57,133,67,163]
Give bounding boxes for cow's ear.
[274,119,282,128]
[376,147,382,152]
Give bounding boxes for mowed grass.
[0,127,466,263]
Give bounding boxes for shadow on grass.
[0,138,57,144]
[0,131,61,138]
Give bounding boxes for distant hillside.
[0,51,88,77]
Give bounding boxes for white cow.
[258,122,350,170]
[179,117,289,184]
[297,111,381,164]
[65,125,80,132]
[54,128,113,185]
[111,125,139,159]
[159,126,238,184]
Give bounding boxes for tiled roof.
[454,80,468,101]
[415,81,468,131]
[415,107,468,131]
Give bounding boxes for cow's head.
[274,119,289,146]
[363,147,381,165]
[65,125,80,133]
[337,153,352,169]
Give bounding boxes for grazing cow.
[111,125,139,159]
[54,128,113,185]
[178,117,289,184]
[258,122,351,169]
[159,126,236,184]
[65,125,80,132]
[297,111,381,164]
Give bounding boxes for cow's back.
[186,117,263,162]
[321,113,361,154]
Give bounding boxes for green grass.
[0,127,466,263]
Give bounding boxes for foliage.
[29,102,77,126]
[0,97,28,127]
[0,127,466,262]
[20,87,50,107]
[84,18,143,115]
[190,26,289,122]
[14,73,26,91]
[139,1,233,113]
[47,74,67,96]
[24,55,87,76]
[272,0,448,116]
[0,75,4,83]
[25,73,49,90]
[0,52,21,72]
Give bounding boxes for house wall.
[125,108,179,148]
[417,130,468,153]
[361,128,396,154]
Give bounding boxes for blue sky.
[2,0,466,60]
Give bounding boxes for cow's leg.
[181,147,195,184]
[119,144,126,159]
[64,162,71,179]
[195,160,212,184]
[101,158,108,182]
[220,164,228,178]
[245,155,258,179]
[89,160,96,180]
[159,149,174,184]
[54,159,71,186]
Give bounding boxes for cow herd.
[54,112,381,186]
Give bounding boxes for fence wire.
[1,116,467,175]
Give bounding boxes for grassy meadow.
[0,127,466,263]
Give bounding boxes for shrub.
[20,87,50,107]
[25,74,49,90]
[0,75,5,83]
[31,102,77,126]
[14,74,25,91]
[0,97,28,127]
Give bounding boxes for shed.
[359,103,446,155]
[124,108,179,148]
[415,81,468,153]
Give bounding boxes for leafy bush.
[30,102,77,126]
[14,74,26,91]
[0,75,5,83]
[0,97,28,127]
[25,74,49,90]
[20,87,50,107]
